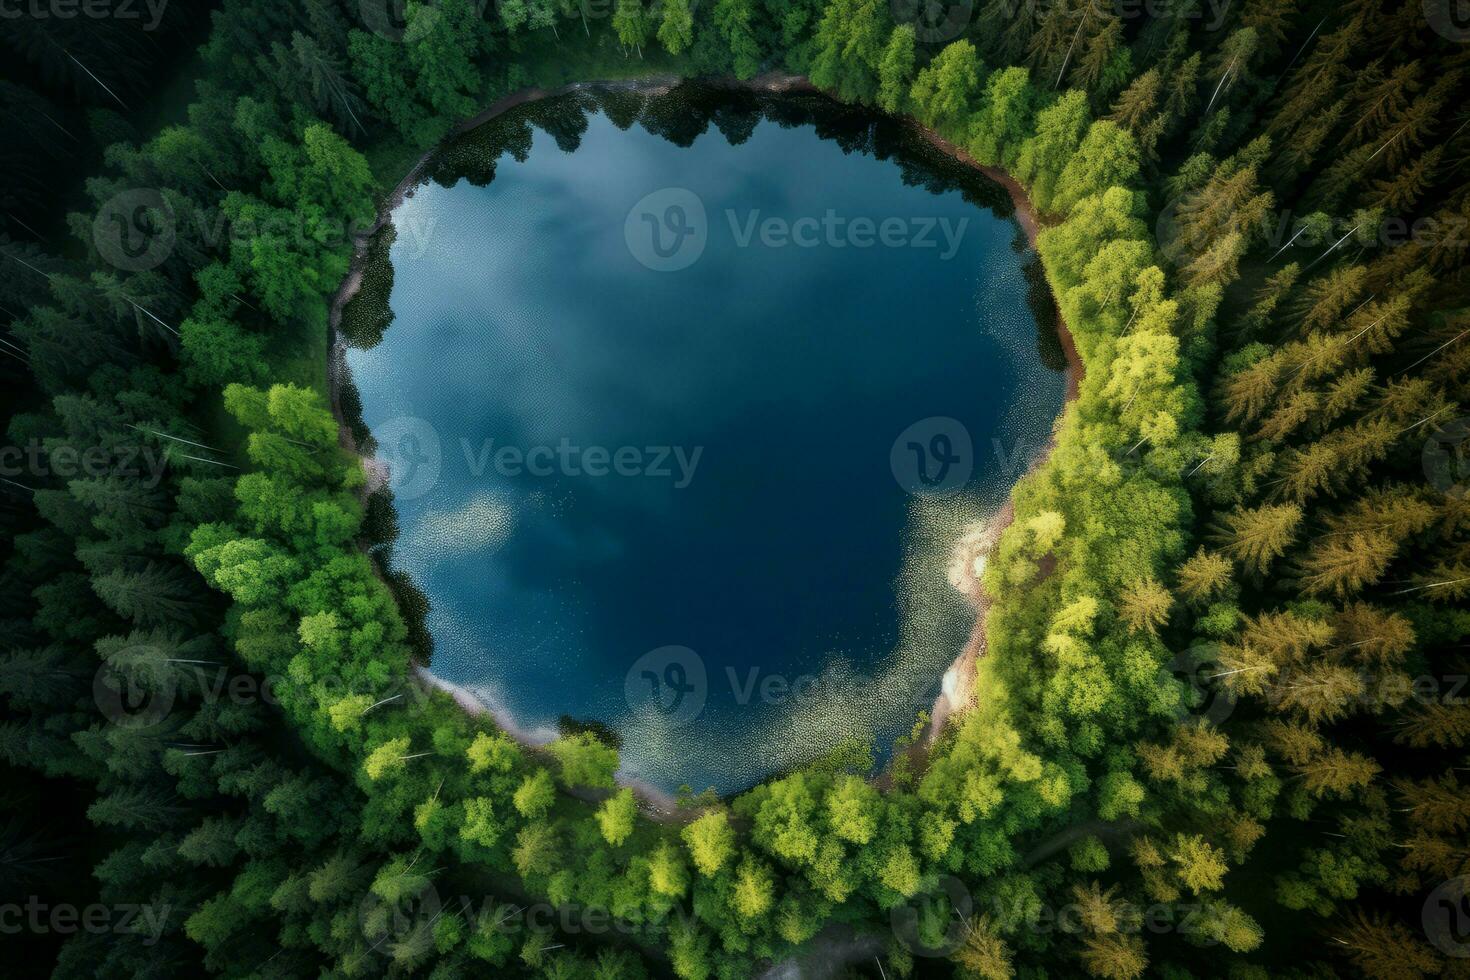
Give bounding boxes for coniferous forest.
[2,0,1469,976]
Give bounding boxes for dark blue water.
[343,87,1066,794]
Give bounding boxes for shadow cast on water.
[339,81,1030,354]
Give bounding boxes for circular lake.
[341,84,1067,795]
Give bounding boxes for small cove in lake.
[339,83,1067,795]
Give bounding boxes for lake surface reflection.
[342,84,1066,794]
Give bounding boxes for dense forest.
[1,0,1467,976]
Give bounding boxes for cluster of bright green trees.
[1,0,1466,977]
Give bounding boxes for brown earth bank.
[325,73,1084,823]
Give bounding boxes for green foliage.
[875,25,915,116]
[909,40,981,136]
[8,2,1466,977]
[808,0,888,104]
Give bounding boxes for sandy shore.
[326,72,1085,812]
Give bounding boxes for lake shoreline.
[325,72,1083,820]
[904,121,1085,751]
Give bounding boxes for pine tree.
[1119,578,1171,635]
[1170,833,1228,893]
[91,562,203,627]
[1396,772,1470,835]
[1297,747,1379,798]
[1107,70,1159,133]
[86,785,185,832]
[909,40,982,132]
[877,26,917,116]
[1239,0,1297,58]
[285,33,365,135]
[1368,146,1442,210]
[1268,17,1363,140]
[1177,549,1233,603]
[1078,933,1146,979]
[1274,663,1364,727]
[1235,264,1299,339]
[1262,719,1324,766]
[1331,603,1416,666]
[953,914,1014,979]
[1213,503,1302,574]
[1342,62,1421,147]
[1320,368,1374,428]
[1242,610,1333,666]
[656,0,694,56]
[1331,909,1442,978]
[0,645,82,705]
[1220,354,1281,425]
[1160,52,1200,132]
[1395,701,1470,749]
[1025,0,1078,81]
[1295,529,1398,597]
[1297,265,1367,334]
[1256,388,1319,442]
[1074,14,1122,93]
[612,0,652,57]
[976,0,1036,66]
